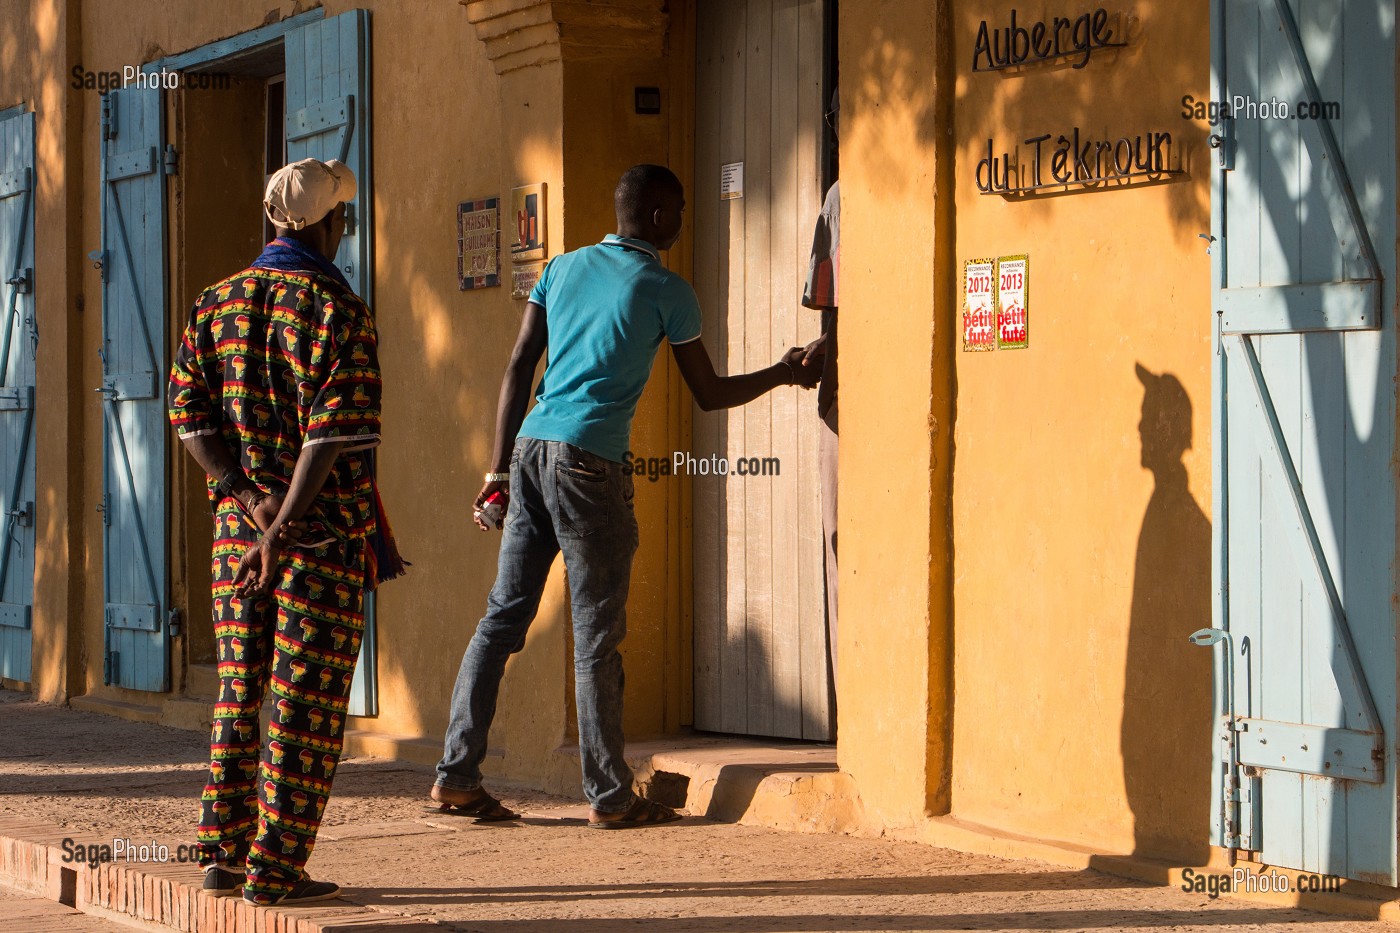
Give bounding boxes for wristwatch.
[484,472,510,483]
[215,466,242,497]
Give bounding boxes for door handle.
[1209,122,1235,170]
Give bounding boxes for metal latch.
[7,501,31,528]
[163,144,179,176]
[5,268,31,295]
[1208,119,1236,171]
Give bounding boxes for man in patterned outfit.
[168,158,390,907]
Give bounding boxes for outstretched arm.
[670,339,819,412]
[801,309,836,370]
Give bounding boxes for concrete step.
[549,735,862,835]
[159,697,212,733]
[69,691,214,735]
[342,728,445,767]
[184,664,220,700]
[69,695,162,725]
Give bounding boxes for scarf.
[252,236,352,289]
[252,238,408,589]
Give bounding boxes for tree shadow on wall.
[1122,363,1212,862]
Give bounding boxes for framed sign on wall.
[511,183,547,262]
[458,198,501,290]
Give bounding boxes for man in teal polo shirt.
[432,165,818,827]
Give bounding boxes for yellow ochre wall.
[838,0,1213,861]
[0,0,85,705]
[835,0,954,829]
[948,0,1213,861]
[2,0,688,793]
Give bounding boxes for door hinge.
[100,94,116,140]
[163,144,179,176]
[104,649,116,684]
[167,608,182,638]
[1226,769,1261,851]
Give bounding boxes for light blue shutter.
[0,109,36,683]
[1210,0,1396,883]
[285,10,373,298]
[285,10,378,716]
[99,87,169,692]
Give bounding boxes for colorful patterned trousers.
[197,497,367,903]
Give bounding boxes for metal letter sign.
[100,86,170,691]
[1209,0,1397,883]
[0,109,36,683]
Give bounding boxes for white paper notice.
[996,255,1028,349]
[962,258,996,352]
[721,162,744,200]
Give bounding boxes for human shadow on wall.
[1120,363,1212,862]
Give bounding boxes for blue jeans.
[436,437,640,813]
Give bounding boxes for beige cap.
[263,158,357,230]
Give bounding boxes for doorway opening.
[691,0,837,741]
[171,45,288,672]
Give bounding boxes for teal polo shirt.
[518,234,703,462]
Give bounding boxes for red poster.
[996,255,1029,349]
[963,258,997,352]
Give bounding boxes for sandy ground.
[0,690,1381,932]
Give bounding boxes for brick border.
[0,818,440,933]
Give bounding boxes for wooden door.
[1210,0,1397,883]
[0,108,35,682]
[99,86,170,691]
[693,0,831,740]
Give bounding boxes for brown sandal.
[425,787,520,822]
[588,796,682,830]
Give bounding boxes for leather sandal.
[426,786,520,822]
[588,796,682,830]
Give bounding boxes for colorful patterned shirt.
[168,266,382,543]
